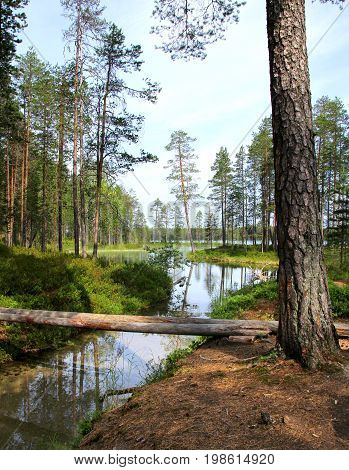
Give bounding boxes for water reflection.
[0,332,193,449]
[0,250,275,449]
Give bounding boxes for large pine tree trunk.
[266,0,338,368]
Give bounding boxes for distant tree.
[194,209,203,242]
[205,204,218,249]
[165,130,199,252]
[327,185,349,268]
[231,146,247,246]
[248,117,274,251]
[150,198,164,242]
[209,147,232,246]
[173,202,184,243]
[313,96,349,237]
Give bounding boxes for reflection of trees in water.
[93,338,101,411]
[160,334,190,355]
[205,263,214,297]
[182,263,193,312]
[194,263,201,282]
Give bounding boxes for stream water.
[0,250,274,449]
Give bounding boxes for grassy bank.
[210,280,349,320]
[0,245,172,364]
[187,245,279,267]
[62,241,213,253]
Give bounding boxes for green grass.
[187,245,279,267]
[211,281,278,319]
[0,245,172,363]
[143,337,207,384]
[62,241,212,253]
[211,279,349,320]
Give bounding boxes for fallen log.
[0,308,347,338]
[0,307,278,336]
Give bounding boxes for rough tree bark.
[266,0,339,368]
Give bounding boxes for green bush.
[109,262,172,307]
[329,282,349,318]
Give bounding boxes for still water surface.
[0,250,272,449]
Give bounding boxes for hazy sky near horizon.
[19,0,349,220]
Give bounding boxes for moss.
[77,410,103,438]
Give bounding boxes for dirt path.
[80,336,349,450]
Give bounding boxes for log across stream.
[1,308,348,338]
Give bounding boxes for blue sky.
[18,0,349,218]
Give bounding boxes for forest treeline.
[0,0,159,258]
[0,1,348,266]
[151,102,349,266]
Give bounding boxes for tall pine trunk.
[72,1,82,256]
[93,63,111,260]
[79,99,87,258]
[266,0,338,368]
[41,117,48,252]
[57,86,64,252]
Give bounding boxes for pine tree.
[231,146,247,246]
[165,130,199,253]
[91,24,159,258]
[248,117,274,251]
[209,147,232,246]
[205,204,218,249]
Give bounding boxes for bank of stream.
[0,249,274,449]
